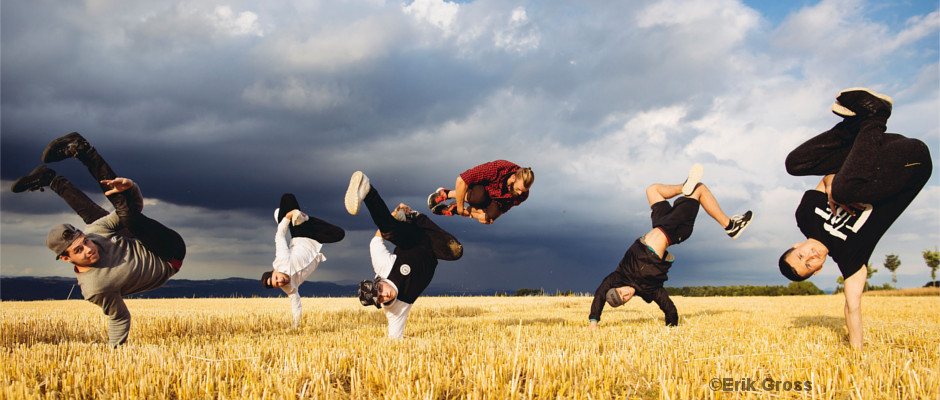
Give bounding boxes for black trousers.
[785,118,932,205]
[363,186,463,261]
[59,144,186,264]
[50,176,109,225]
[277,193,345,243]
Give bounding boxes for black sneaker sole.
[41,132,87,163]
[11,165,55,193]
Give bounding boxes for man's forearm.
[844,301,863,348]
[112,183,144,215]
[291,292,302,327]
[272,219,293,274]
[842,267,866,348]
[588,279,612,321]
[454,177,468,213]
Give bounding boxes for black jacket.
[385,244,438,304]
[588,238,678,326]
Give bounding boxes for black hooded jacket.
[588,238,678,326]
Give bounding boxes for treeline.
[506,282,825,297]
[665,281,824,296]
[505,288,574,297]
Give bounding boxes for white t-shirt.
[370,236,413,339]
[273,217,326,326]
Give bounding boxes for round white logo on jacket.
[400,264,411,275]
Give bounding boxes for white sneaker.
[345,171,370,215]
[682,163,703,196]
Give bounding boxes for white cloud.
[262,14,402,71]
[773,0,939,66]
[890,11,940,53]
[622,106,687,146]
[403,0,460,34]
[636,0,760,59]
[208,6,264,37]
[494,6,540,53]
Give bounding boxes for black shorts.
[650,197,700,245]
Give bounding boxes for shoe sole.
[728,211,752,239]
[427,188,447,209]
[41,132,85,163]
[345,171,365,215]
[431,202,448,215]
[10,165,54,193]
[831,87,893,117]
[682,163,703,196]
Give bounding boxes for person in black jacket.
[588,164,752,328]
[344,171,463,339]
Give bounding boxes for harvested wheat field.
[2,295,938,399]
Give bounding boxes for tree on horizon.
[923,247,939,283]
[884,254,901,289]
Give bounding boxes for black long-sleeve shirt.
[588,238,678,326]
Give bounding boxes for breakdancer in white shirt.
[262,193,345,326]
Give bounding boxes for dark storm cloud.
[2,0,937,292]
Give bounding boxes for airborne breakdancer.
[426,160,533,224]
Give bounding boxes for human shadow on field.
[6,325,103,346]
[493,317,567,327]
[681,309,735,319]
[391,317,567,339]
[790,315,844,338]
[411,306,487,319]
[603,317,670,328]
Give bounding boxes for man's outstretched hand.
[101,178,134,196]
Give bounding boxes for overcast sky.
[2,0,938,293]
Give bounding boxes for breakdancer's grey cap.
[47,224,82,259]
[606,288,625,307]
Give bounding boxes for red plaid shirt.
[459,160,529,212]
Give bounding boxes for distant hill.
[0,276,507,301]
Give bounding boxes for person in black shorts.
[779,88,932,348]
[588,164,752,328]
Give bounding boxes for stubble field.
[2,294,938,399]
